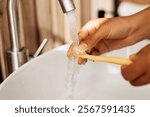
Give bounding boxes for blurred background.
[0,0,150,81]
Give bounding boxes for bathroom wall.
[91,0,114,18]
[0,16,3,82]
[0,73,2,83]
[0,0,10,79]
[0,0,115,79]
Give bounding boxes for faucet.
[7,0,29,74]
[58,0,76,13]
[7,0,75,75]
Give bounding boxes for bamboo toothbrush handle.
[79,54,132,65]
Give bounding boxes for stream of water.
[65,10,80,99]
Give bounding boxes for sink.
[0,42,150,100]
[118,1,149,16]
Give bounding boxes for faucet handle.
[33,38,48,58]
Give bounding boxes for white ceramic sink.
[118,1,149,16]
[0,43,150,100]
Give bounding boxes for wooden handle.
[79,54,132,65]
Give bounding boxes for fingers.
[67,44,87,64]
[79,25,109,52]
[78,58,87,64]
[121,45,150,86]
[91,49,100,56]
[121,55,145,81]
[67,37,137,64]
[78,33,135,55]
[91,39,128,55]
[130,73,150,86]
[93,36,140,55]
[68,19,102,58]
[121,53,149,86]
[78,19,105,42]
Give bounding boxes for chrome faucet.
[7,0,75,75]
[7,0,29,74]
[58,0,76,13]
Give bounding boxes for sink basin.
[0,42,150,100]
[118,1,149,16]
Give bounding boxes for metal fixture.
[7,0,29,74]
[58,0,76,13]
[33,38,48,58]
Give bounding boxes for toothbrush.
[73,49,132,65]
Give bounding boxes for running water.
[65,10,80,99]
[66,11,79,45]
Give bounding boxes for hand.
[121,44,150,86]
[67,7,150,64]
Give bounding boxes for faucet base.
[7,48,29,75]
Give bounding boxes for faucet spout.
[58,0,76,13]
[7,0,29,74]
[8,0,21,52]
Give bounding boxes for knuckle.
[78,31,86,39]
[127,38,136,46]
